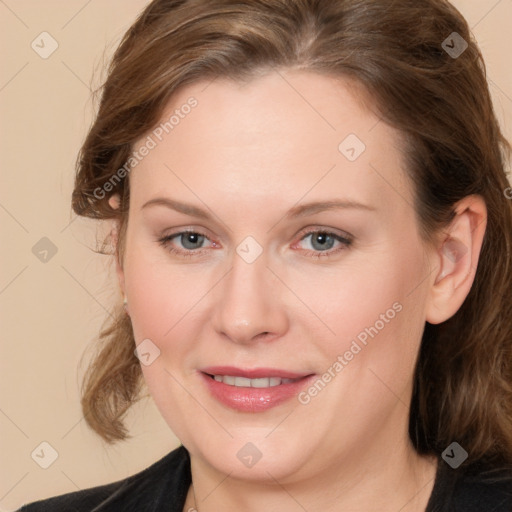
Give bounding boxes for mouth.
[199,366,315,412]
[209,374,300,387]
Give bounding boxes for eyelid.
[157,228,217,255]
[295,226,353,242]
[291,227,353,256]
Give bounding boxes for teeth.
[223,375,236,385]
[252,378,272,388]
[235,377,251,387]
[269,377,281,387]
[212,375,296,387]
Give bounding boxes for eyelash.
[157,228,353,259]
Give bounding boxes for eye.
[158,230,216,256]
[295,229,352,257]
[158,228,352,259]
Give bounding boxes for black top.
[19,445,512,511]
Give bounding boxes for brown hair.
[73,0,512,468]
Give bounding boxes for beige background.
[0,1,511,510]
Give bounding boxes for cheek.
[300,244,429,401]
[291,243,427,349]
[125,246,207,432]
[123,244,206,341]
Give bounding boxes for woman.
[20,0,512,510]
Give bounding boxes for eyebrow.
[142,197,211,219]
[286,199,375,218]
[141,197,375,219]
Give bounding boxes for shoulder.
[18,445,191,512]
[452,465,512,511]
[428,459,512,512]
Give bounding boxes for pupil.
[312,233,334,251]
[182,233,204,249]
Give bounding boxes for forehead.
[129,70,413,218]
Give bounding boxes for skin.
[110,70,486,511]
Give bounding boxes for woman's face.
[119,70,436,482]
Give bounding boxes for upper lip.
[200,366,313,379]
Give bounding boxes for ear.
[108,194,126,297]
[426,195,487,324]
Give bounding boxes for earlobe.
[108,194,121,210]
[107,194,126,297]
[426,195,487,325]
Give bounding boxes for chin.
[185,431,313,482]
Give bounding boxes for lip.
[199,366,315,412]
[201,366,310,379]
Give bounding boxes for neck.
[184,433,438,512]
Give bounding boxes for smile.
[209,375,300,387]
[199,366,314,412]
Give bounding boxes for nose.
[211,250,289,345]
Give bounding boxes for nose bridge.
[212,246,287,344]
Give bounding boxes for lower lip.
[200,372,315,412]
